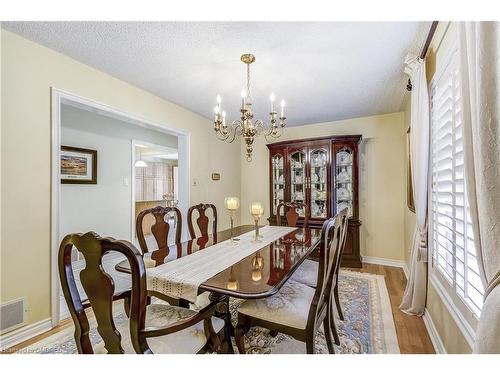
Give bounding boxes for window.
[430,48,484,317]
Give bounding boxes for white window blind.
[430,49,484,317]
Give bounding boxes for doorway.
[51,88,190,325]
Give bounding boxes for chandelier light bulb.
[212,54,287,162]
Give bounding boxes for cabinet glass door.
[335,147,354,217]
[271,154,285,215]
[310,149,328,218]
[290,151,306,216]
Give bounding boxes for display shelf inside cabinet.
[267,135,362,267]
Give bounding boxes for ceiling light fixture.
[213,53,287,162]
[135,152,148,168]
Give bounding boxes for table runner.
[147,225,296,302]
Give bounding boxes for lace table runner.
[147,225,296,302]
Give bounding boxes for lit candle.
[270,93,276,113]
[214,106,219,121]
[250,202,264,216]
[222,111,226,127]
[241,90,246,110]
[225,197,240,211]
[280,99,285,118]
[216,95,222,113]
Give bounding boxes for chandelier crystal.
[213,54,286,162]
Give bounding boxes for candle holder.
[250,202,264,242]
[225,197,240,245]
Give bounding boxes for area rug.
[16,270,399,354]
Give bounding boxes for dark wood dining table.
[115,225,322,353]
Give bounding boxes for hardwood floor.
[348,263,435,354]
[4,264,435,354]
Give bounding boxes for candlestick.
[280,99,285,118]
[270,93,276,113]
[250,202,264,241]
[225,197,240,244]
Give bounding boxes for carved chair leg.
[323,317,335,354]
[334,285,344,321]
[329,301,341,346]
[234,323,247,354]
[203,318,221,353]
[209,293,234,353]
[305,332,316,354]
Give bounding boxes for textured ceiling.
[3,22,425,126]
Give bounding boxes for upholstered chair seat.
[290,259,318,288]
[237,280,316,330]
[95,304,224,354]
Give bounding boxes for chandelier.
[213,53,287,162]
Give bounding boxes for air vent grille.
[0,298,26,334]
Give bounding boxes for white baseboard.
[402,263,409,280]
[0,318,52,351]
[423,308,447,354]
[362,255,408,278]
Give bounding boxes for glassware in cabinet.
[290,151,306,216]
[272,154,285,215]
[310,149,328,218]
[335,148,353,217]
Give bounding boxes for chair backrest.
[136,206,182,254]
[333,208,349,283]
[306,213,343,328]
[187,203,217,239]
[58,232,148,354]
[276,201,309,228]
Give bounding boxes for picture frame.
[61,146,97,184]
[406,127,415,212]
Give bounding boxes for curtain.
[399,54,430,316]
[459,22,500,353]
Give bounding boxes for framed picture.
[406,128,415,212]
[61,146,97,184]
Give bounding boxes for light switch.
[193,178,198,186]
[123,178,129,187]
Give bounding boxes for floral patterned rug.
[16,270,399,354]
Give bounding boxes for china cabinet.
[267,135,362,267]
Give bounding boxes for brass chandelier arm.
[212,53,287,161]
[214,121,242,143]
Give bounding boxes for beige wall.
[0,30,241,326]
[240,112,407,262]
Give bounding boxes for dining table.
[115,224,322,353]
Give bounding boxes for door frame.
[50,88,190,327]
[131,140,182,244]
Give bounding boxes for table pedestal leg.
[209,293,234,353]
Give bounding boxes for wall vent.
[0,298,26,334]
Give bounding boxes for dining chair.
[234,213,344,354]
[136,206,182,254]
[276,201,309,228]
[58,231,224,354]
[187,203,217,239]
[290,209,349,345]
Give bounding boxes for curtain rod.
[407,21,439,91]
